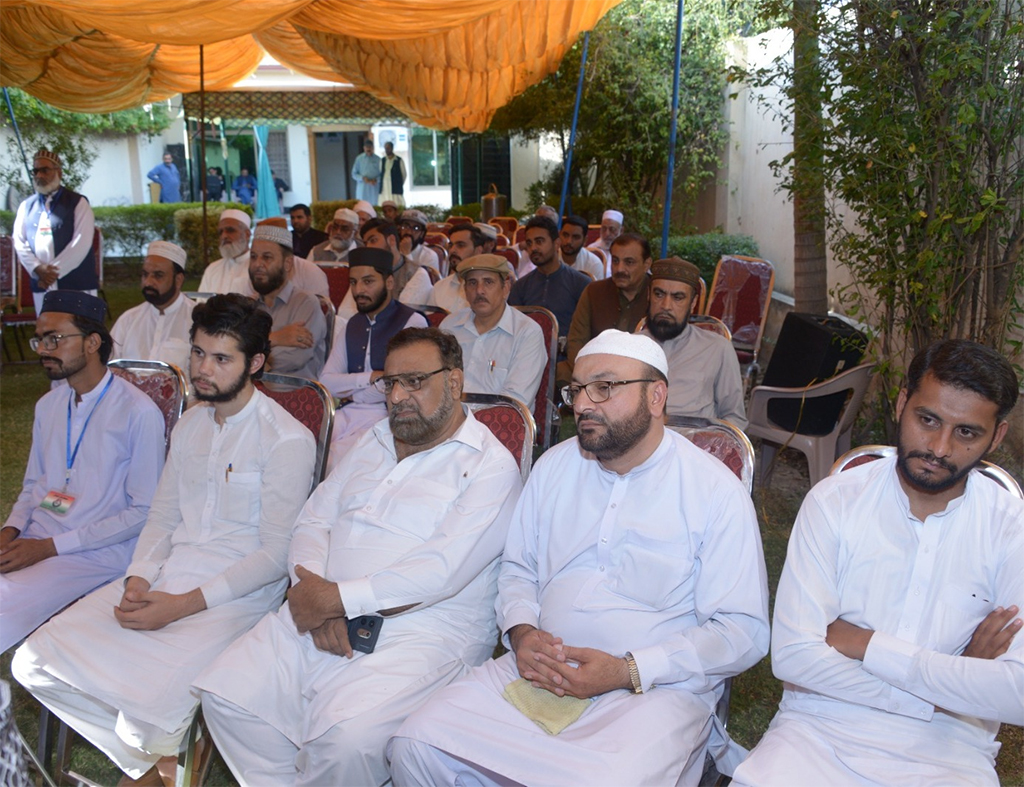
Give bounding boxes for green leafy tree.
[490,0,772,235]
[1,88,172,192]
[748,0,1024,433]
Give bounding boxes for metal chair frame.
[108,359,190,451]
[665,415,755,494]
[830,444,1023,499]
[513,305,560,450]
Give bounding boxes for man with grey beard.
[13,148,98,314]
[199,209,253,295]
[196,327,522,787]
[311,208,360,263]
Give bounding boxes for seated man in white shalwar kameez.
[14,294,316,786]
[389,329,770,787]
[195,326,523,787]
[732,339,1023,787]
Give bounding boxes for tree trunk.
[792,0,829,314]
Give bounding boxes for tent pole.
[199,45,208,268]
[3,88,32,183]
[661,0,684,257]
[557,32,589,228]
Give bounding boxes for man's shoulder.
[440,307,472,331]
[112,300,150,328]
[250,389,318,445]
[507,304,543,338]
[107,374,165,425]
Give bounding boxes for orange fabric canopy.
[0,0,621,131]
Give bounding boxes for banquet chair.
[108,359,189,451]
[462,393,536,482]
[703,256,774,390]
[315,263,350,309]
[255,373,335,489]
[513,305,560,450]
[830,445,1022,499]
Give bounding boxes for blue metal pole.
[3,88,32,182]
[661,0,685,257]
[557,32,590,228]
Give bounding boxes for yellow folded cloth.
[502,678,591,735]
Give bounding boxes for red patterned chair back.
[256,373,335,488]
[462,393,536,481]
[488,217,519,239]
[513,305,559,450]
[109,360,189,452]
[586,225,601,245]
[427,223,452,235]
[514,227,526,245]
[495,248,519,272]
[830,445,1022,499]
[446,216,473,226]
[705,255,774,365]
[421,308,448,328]
[425,232,450,249]
[317,263,350,309]
[425,244,448,278]
[688,314,732,341]
[665,416,754,492]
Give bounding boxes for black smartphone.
[347,614,383,654]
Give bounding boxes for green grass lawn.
[1,274,1021,785]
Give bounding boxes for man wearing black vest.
[13,149,98,315]
[379,142,407,209]
[320,247,427,470]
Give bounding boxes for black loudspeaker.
[761,313,867,435]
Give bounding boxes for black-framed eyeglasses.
[372,368,448,395]
[31,167,55,175]
[560,379,656,405]
[30,333,85,353]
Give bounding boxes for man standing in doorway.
[147,153,181,204]
[352,139,381,205]
[379,142,406,209]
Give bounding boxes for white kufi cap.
[253,224,293,250]
[576,329,668,378]
[353,200,376,217]
[333,208,359,224]
[602,210,624,224]
[220,209,251,228]
[146,240,187,268]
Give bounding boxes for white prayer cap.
[576,329,668,379]
[333,208,359,225]
[353,200,376,217]
[473,222,499,239]
[602,210,624,225]
[252,223,293,250]
[219,209,251,228]
[381,199,398,209]
[146,240,187,268]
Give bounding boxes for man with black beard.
[111,240,195,374]
[13,294,315,786]
[390,329,768,786]
[320,247,427,465]
[195,327,522,787]
[398,209,439,274]
[13,148,98,314]
[733,339,1022,787]
[640,257,747,429]
[248,224,326,380]
[0,291,165,653]
[199,209,253,295]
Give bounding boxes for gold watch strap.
[625,651,643,694]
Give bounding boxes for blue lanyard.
[65,374,114,489]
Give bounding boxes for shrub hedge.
[665,232,760,281]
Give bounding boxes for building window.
[411,128,450,188]
[267,130,290,186]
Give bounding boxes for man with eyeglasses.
[13,148,98,315]
[390,329,769,786]
[311,208,360,264]
[0,290,165,653]
[196,327,523,786]
[320,247,427,466]
[398,209,440,274]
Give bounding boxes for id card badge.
[40,490,75,515]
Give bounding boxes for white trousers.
[388,737,524,787]
[12,646,191,778]
[201,691,391,787]
[0,540,132,654]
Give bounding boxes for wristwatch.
[625,651,643,694]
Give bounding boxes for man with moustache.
[248,224,326,380]
[336,219,433,319]
[352,139,381,205]
[311,208,360,264]
[440,254,546,409]
[640,258,747,429]
[290,204,328,260]
[0,291,164,654]
[733,340,1023,787]
[398,209,440,274]
[110,241,195,373]
[320,247,427,456]
[13,148,98,314]
[198,209,253,295]
[14,294,315,787]
[381,200,400,223]
[507,216,591,359]
[587,209,624,266]
[146,152,181,204]
[472,223,500,254]
[562,233,652,383]
[255,217,330,302]
[195,327,523,787]
[559,214,605,281]
[425,224,486,313]
[389,330,769,786]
